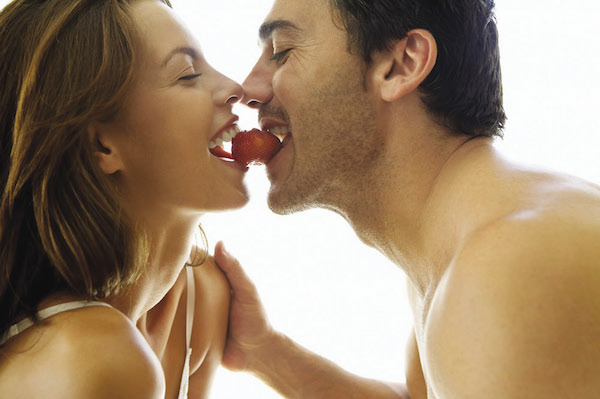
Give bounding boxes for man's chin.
[266,186,311,215]
[266,191,295,215]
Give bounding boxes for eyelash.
[179,73,202,81]
[270,49,292,64]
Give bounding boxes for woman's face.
[99,0,248,217]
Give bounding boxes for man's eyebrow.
[162,46,199,67]
[258,20,302,42]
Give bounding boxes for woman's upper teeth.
[209,125,240,149]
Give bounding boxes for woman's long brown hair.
[0,0,171,341]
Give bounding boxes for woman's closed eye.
[179,73,202,81]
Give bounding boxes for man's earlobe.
[375,29,437,102]
[88,123,123,175]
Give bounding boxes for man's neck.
[345,133,495,297]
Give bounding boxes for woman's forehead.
[131,0,200,66]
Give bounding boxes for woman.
[0,0,247,398]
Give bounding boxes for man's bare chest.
[407,279,451,399]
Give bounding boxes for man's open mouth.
[266,125,291,141]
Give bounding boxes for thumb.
[214,241,257,295]
[214,241,239,275]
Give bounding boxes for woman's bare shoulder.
[0,304,165,399]
[187,256,231,393]
[194,255,231,295]
[193,256,231,332]
[66,316,166,399]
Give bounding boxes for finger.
[214,241,258,297]
[214,241,240,275]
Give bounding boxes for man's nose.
[242,62,274,109]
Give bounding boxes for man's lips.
[261,125,291,166]
[281,133,292,146]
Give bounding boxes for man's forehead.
[260,0,329,40]
[268,0,322,16]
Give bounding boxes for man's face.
[243,0,384,215]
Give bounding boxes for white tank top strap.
[178,266,196,399]
[0,300,112,346]
[185,266,195,349]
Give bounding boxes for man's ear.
[371,29,437,102]
[88,122,124,175]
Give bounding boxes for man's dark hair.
[329,0,506,138]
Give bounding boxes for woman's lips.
[210,145,233,160]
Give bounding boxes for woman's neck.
[106,215,200,322]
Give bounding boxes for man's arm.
[250,330,409,399]
[214,242,410,399]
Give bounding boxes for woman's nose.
[221,78,244,106]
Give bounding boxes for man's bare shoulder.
[426,204,600,397]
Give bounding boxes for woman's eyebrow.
[162,46,199,67]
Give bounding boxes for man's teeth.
[209,126,240,149]
[269,126,290,135]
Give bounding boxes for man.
[214,0,600,397]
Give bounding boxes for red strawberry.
[232,129,282,165]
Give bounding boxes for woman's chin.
[210,188,250,212]
[229,193,250,210]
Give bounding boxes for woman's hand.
[213,241,276,372]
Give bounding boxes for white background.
[2,1,599,398]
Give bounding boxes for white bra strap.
[1,301,112,346]
[185,267,196,349]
